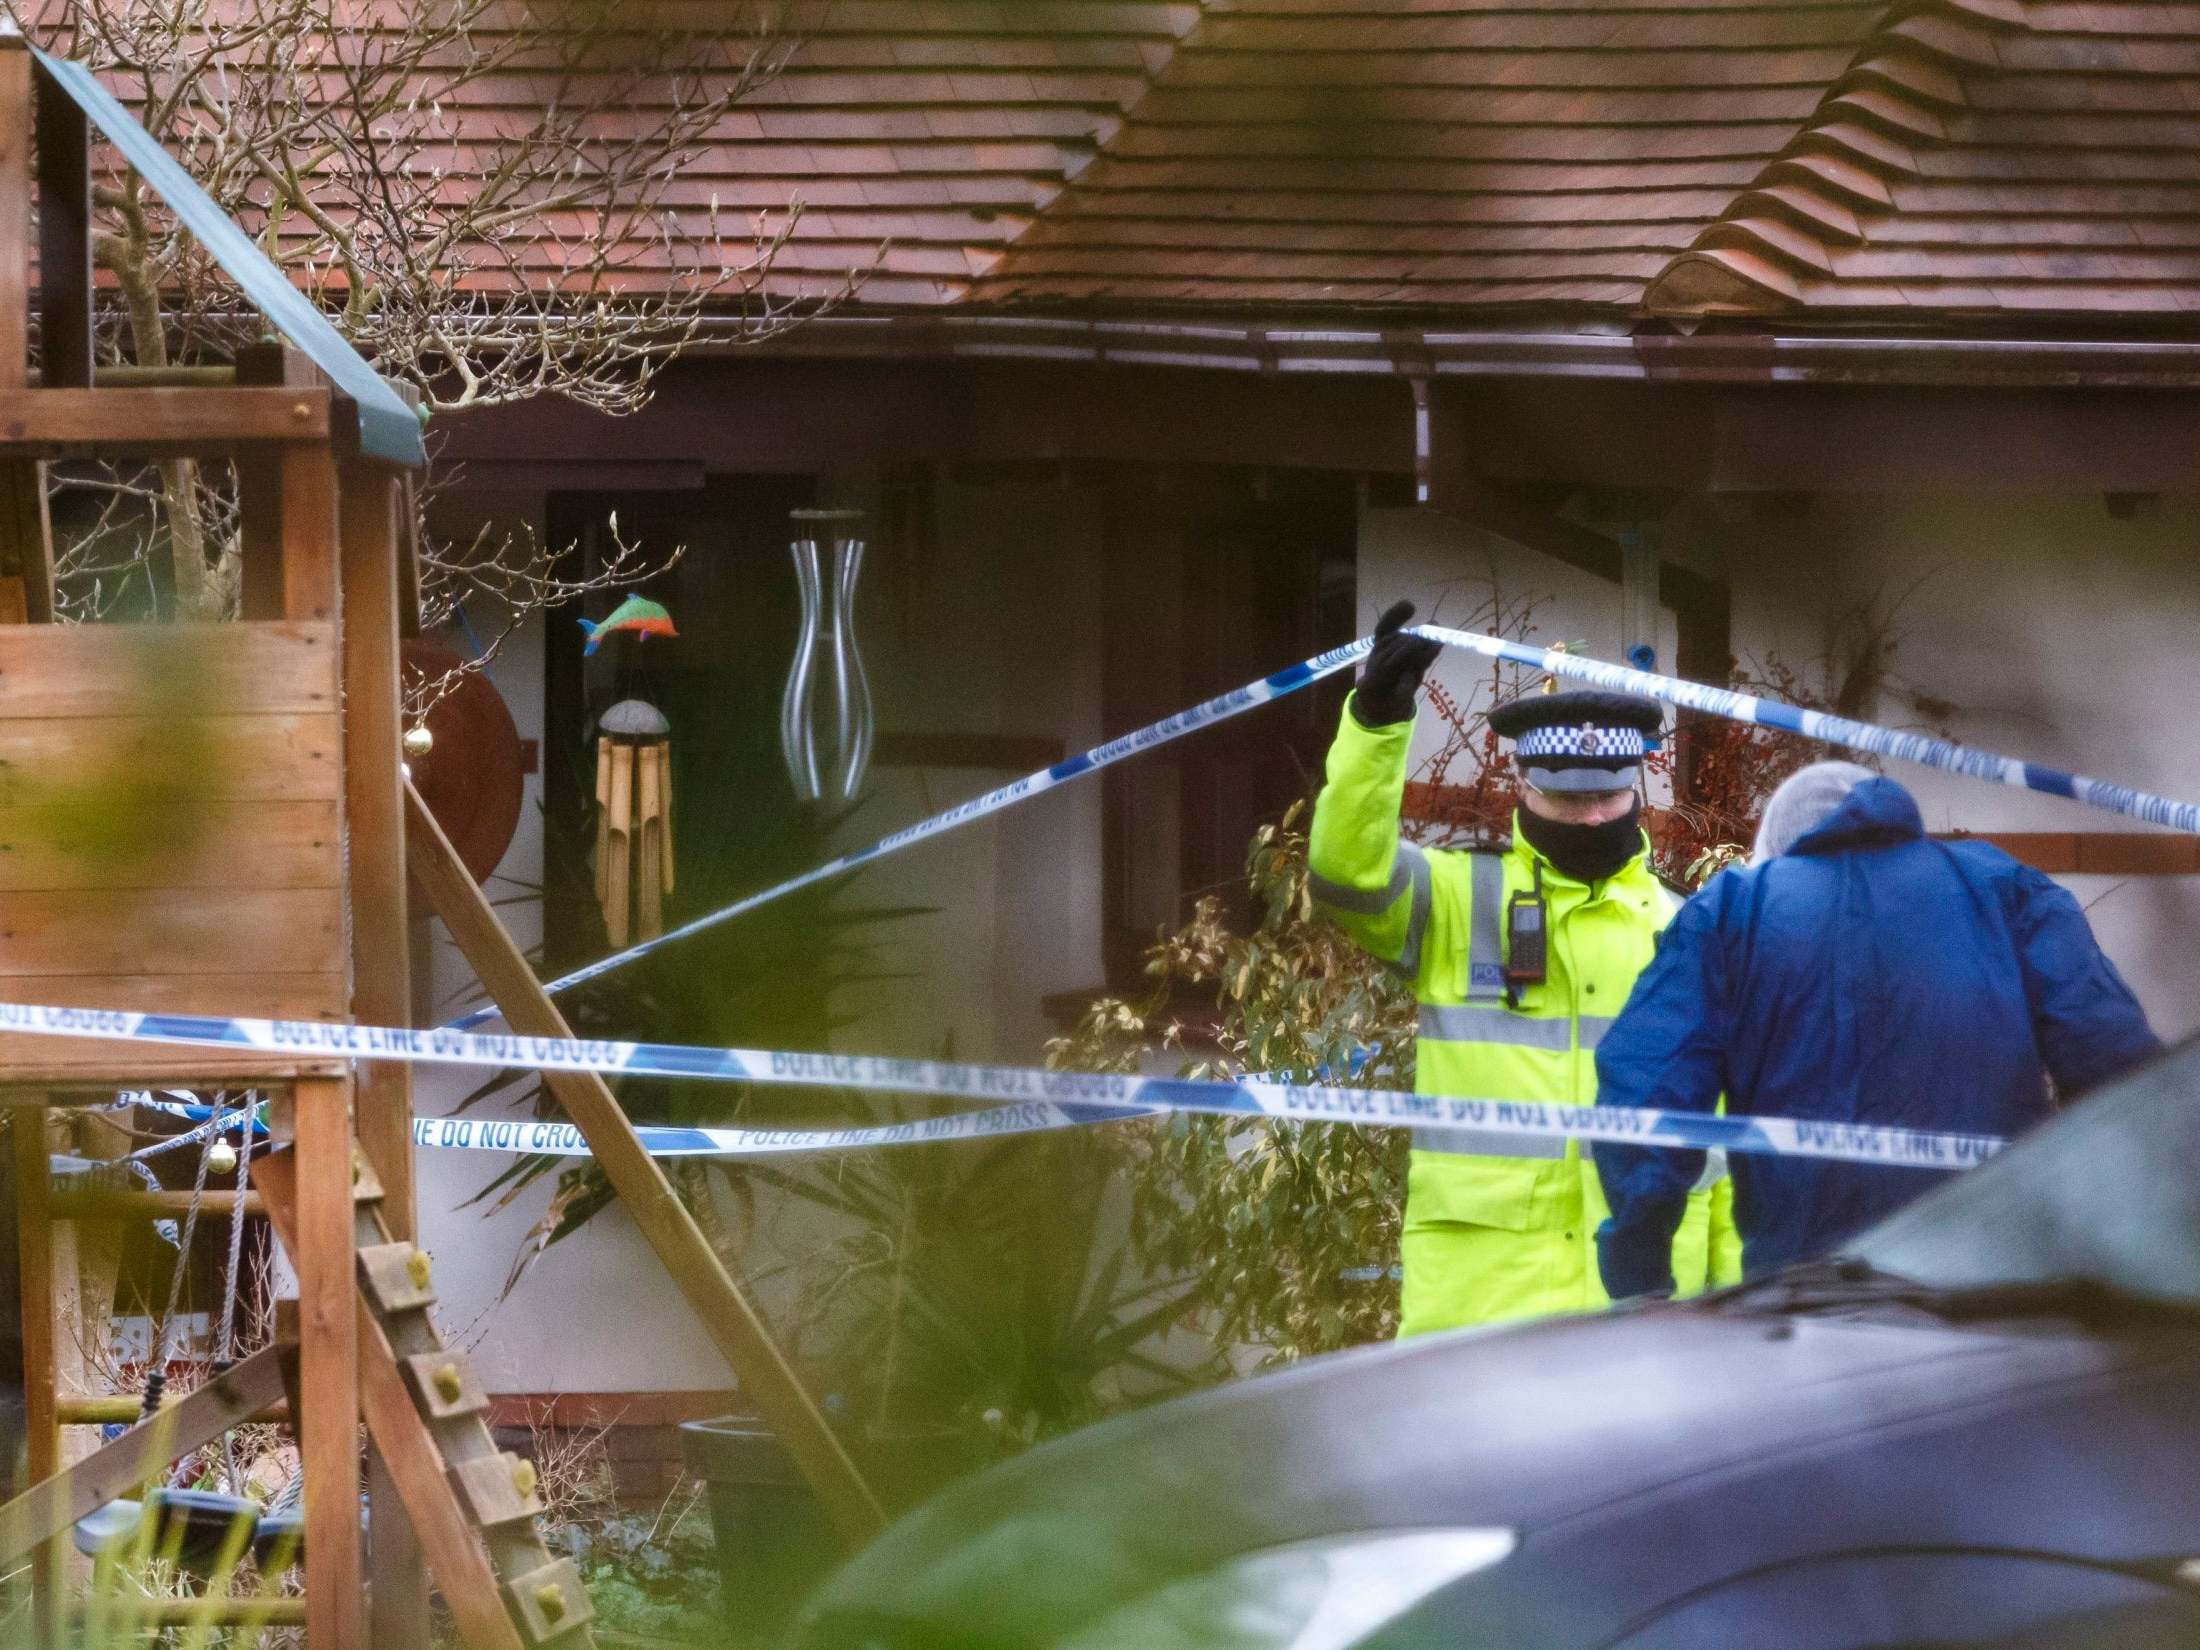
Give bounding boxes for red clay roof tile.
[64,0,2200,327]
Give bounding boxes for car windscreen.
[1850,1033,2200,1306]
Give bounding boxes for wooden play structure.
[0,24,878,1648]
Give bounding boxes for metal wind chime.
[780,508,875,804]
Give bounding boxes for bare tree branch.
[16,0,875,713]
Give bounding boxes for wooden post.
[339,453,432,1646]
[9,1108,61,1646]
[0,24,29,392]
[338,457,413,1232]
[281,443,342,624]
[235,347,322,621]
[0,458,53,624]
[0,42,51,630]
[54,1114,126,1490]
[293,1075,364,1650]
[32,59,93,391]
[236,456,285,620]
[404,783,887,1541]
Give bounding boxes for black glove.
[1351,600,1441,728]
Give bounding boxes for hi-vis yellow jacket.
[1309,697,1742,1335]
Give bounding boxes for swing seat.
[251,1507,304,1567]
[71,1488,262,1573]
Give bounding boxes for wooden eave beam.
[0,387,330,455]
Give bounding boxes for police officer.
[1309,601,1740,1334]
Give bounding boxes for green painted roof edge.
[35,48,426,467]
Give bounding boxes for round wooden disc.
[403,638,525,884]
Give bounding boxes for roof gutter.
[722,313,2200,391]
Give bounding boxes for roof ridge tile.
[1647,0,2008,314]
[1796,120,1923,175]
[1827,83,1953,141]
[1732,183,1867,242]
[1647,0,2200,321]
[1886,11,2010,68]
[1702,215,1840,273]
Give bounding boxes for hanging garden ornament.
[578,594,678,657]
[780,509,874,803]
[401,638,527,884]
[593,699,674,949]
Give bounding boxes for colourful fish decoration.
[579,595,678,656]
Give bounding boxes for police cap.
[1486,689,1662,794]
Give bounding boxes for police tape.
[128,1085,1137,1160]
[448,623,2196,1039]
[1,1001,2005,1171]
[445,635,1378,1030]
[408,1101,1149,1160]
[1416,624,2200,834]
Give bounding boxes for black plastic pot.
[679,1418,840,1637]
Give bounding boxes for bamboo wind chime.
[594,699,675,948]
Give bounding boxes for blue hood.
[1790,775,1924,856]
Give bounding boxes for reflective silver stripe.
[1578,1015,1619,1050]
[1579,1140,1730,1191]
[1395,844,1433,978]
[1410,1127,1568,1159]
[1308,853,1411,916]
[1417,1003,1573,1050]
[1466,852,1506,1002]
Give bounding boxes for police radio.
[1505,864,1548,1006]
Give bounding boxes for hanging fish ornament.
[579,595,678,656]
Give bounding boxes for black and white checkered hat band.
[1514,724,1646,761]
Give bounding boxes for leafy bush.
[1049,804,1418,1362]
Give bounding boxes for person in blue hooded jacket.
[1593,760,2161,1298]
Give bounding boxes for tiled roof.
[972,0,1888,312]
[73,0,2200,326]
[1647,0,2200,316]
[416,1,1205,308]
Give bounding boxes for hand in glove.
[1350,600,1442,728]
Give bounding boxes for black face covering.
[1517,794,1644,884]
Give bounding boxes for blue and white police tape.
[127,1085,1112,1161]
[445,634,1377,1031]
[408,1100,1146,1160]
[450,621,2195,1040]
[1416,624,2200,835]
[0,1002,2005,1172]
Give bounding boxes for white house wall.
[1718,490,2200,1042]
[828,476,1107,1065]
